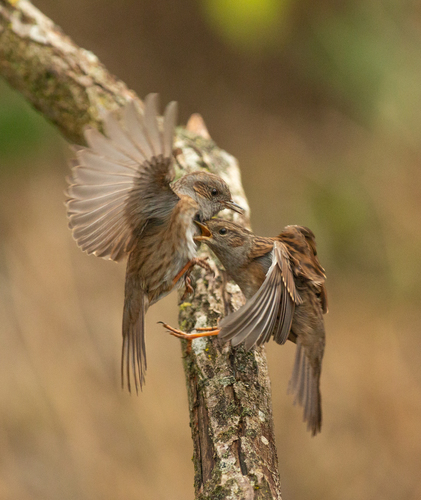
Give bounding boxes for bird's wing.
[248,236,275,260]
[279,225,328,313]
[219,241,302,350]
[66,94,179,262]
[278,226,326,435]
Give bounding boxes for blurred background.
[1,0,421,498]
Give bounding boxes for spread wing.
[66,94,179,262]
[218,241,302,350]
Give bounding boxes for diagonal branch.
[0,1,282,498]
[0,0,135,143]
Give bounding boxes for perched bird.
[66,94,243,393]
[165,219,327,436]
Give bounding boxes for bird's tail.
[121,288,148,394]
[288,340,322,436]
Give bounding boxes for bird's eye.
[219,228,227,235]
[211,188,218,196]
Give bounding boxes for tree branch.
[0,0,135,143]
[0,1,282,498]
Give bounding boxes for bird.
[164,219,327,436]
[65,94,244,393]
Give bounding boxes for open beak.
[223,199,244,215]
[193,221,212,242]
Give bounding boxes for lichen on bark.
[0,1,282,498]
[178,255,282,499]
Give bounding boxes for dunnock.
[66,95,244,393]
[165,219,327,435]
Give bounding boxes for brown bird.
[66,94,244,393]
[165,219,327,436]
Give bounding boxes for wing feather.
[67,183,132,201]
[122,101,153,159]
[272,282,295,345]
[228,279,277,348]
[66,94,179,262]
[103,111,146,162]
[219,242,300,349]
[84,127,138,164]
[143,94,163,155]
[163,101,178,157]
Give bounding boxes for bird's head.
[173,171,244,221]
[193,218,252,269]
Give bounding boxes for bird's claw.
[159,322,220,341]
[181,275,194,301]
[192,256,213,275]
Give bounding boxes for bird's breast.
[127,218,196,300]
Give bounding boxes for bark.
[0,1,282,498]
[0,0,135,143]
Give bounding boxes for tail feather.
[122,289,147,393]
[288,340,322,436]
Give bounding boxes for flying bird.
[66,95,243,393]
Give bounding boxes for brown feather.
[197,218,327,436]
[66,96,242,393]
[66,96,179,263]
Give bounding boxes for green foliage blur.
[0,81,59,169]
[1,1,421,499]
[201,0,292,52]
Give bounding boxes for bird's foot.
[159,322,220,354]
[172,257,213,291]
[191,256,213,274]
[181,275,194,301]
[179,257,214,301]
[160,322,220,340]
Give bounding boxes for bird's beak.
[193,221,212,242]
[223,200,244,215]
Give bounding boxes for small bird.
[165,219,327,436]
[66,94,244,393]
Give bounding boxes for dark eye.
[211,188,218,196]
[219,228,227,235]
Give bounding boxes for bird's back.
[278,225,327,436]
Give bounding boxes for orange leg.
[181,275,194,301]
[160,322,220,340]
[171,257,212,288]
[159,322,220,355]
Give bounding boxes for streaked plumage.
[194,219,327,436]
[66,94,243,393]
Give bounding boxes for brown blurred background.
[1,0,421,499]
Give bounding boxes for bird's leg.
[181,274,194,301]
[172,257,213,288]
[160,322,220,340]
[159,322,220,355]
[158,314,220,338]
[166,258,216,350]
[173,257,214,301]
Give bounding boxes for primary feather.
[66,94,178,263]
